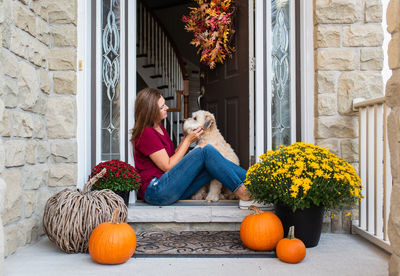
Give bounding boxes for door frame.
[77,0,314,189]
[252,0,314,160]
[299,0,315,145]
[77,0,137,189]
[94,0,128,165]
[77,0,93,189]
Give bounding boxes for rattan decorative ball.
[43,168,128,253]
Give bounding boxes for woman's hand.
[150,127,203,172]
[186,127,204,143]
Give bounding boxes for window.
[100,0,121,160]
[270,0,294,149]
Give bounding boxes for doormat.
[133,231,276,258]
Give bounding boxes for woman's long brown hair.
[130,88,162,155]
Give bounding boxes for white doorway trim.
[128,0,137,203]
[120,0,127,163]
[128,0,137,167]
[254,0,315,161]
[300,0,315,144]
[254,0,266,161]
[77,0,138,191]
[248,0,255,165]
[77,0,93,189]
[95,0,102,165]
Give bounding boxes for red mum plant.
[182,0,236,69]
[89,160,141,192]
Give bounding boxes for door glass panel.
[101,0,120,160]
[271,0,291,149]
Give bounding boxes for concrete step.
[128,200,268,232]
[127,200,333,233]
[128,200,258,222]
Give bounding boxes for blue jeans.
[144,144,246,205]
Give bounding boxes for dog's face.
[183,110,216,135]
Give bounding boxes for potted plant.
[244,142,362,247]
[89,159,141,205]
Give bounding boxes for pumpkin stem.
[83,168,107,193]
[288,226,295,239]
[249,205,263,214]
[111,208,121,224]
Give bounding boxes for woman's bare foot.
[235,185,250,201]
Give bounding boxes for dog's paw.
[191,194,204,200]
[205,193,220,202]
[219,193,227,200]
[191,190,207,200]
[226,194,238,200]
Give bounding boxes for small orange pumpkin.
[240,205,284,251]
[89,209,136,264]
[276,226,306,263]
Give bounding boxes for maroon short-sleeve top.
[134,125,175,199]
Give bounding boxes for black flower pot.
[275,204,324,248]
[114,190,130,206]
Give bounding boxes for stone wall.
[314,0,384,232]
[387,0,400,274]
[0,0,78,260]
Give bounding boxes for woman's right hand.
[186,127,204,143]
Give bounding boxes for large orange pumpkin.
[240,205,284,251]
[276,226,306,264]
[89,209,136,264]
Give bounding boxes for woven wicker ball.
[43,168,128,253]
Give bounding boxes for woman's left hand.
[186,127,204,143]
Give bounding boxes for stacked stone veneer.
[314,0,384,232]
[0,0,77,262]
[387,0,400,274]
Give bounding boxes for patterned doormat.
[133,231,276,258]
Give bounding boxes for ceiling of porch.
[143,0,191,10]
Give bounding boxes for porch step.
[128,200,258,223]
[128,200,333,233]
[127,200,265,232]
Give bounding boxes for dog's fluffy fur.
[182,110,239,202]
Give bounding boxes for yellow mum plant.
[245,142,362,212]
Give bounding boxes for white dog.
[182,110,239,202]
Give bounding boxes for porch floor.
[4,233,389,276]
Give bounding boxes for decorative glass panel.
[101,0,120,160]
[271,0,291,150]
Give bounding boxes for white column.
[300,0,314,144]
[77,0,93,189]
[128,0,137,203]
[255,0,266,159]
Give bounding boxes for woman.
[131,87,251,205]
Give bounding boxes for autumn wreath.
[182,0,236,69]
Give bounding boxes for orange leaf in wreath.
[183,0,235,69]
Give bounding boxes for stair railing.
[137,1,190,145]
[352,97,392,253]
